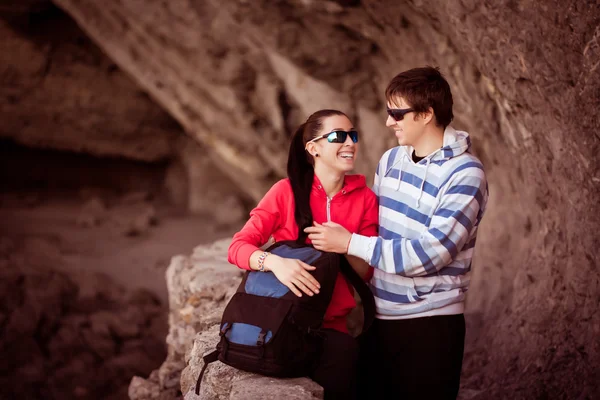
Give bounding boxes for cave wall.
[2,0,599,398]
[0,7,179,162]
[0,3,248,221]
[0,235,167,400]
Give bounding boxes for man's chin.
[394,133,407,146]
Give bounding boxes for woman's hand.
[266,255,321,297]
[304,222,352,254]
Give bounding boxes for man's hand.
[304,222,352,254]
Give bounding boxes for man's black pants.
[310,328,359,400]
[358,314,466,400]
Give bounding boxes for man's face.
[385,97,422,147]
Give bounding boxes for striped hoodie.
[348,126,488,319]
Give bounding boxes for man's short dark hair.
[385,66,454,128]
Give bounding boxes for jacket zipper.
[326,197,331,221]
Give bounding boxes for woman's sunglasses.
[387,107,415,121]
[308,130,359,144]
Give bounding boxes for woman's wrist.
[257,251,270,272]
[263,254,279,272]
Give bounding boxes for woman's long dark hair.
[287,109,348,242]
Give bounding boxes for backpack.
[195,240,375,395]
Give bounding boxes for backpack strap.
[194,350,219,395]
[338,258,376,336]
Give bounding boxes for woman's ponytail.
[287,122,314,242]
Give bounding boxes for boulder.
[130,239,325,400]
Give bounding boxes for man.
[305,66,488,399]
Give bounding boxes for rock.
[48,323,85,360]
[120,191,153,204]
[164,239,241,356]
[158,360,186,390]
[229,376,323,400]
[0,12,181,163]
[128,239,243,399]
[176,138,247,225]
[211,195,245,227]
[81,327,117,358]
[89,311,114,336]
[133,238,328,400]
[129,369,180,400]
[180,325,223,396]
[77,196,107,228]
[21,237,64,268]
[108,203,158,237]
[321,1,344,14]
[73,386,89,398]
[89,308,143,339]
[22,192,43,207]
[0,11,244,218]
[2,263,77,346]
[129,376,161,400]
[180,326,323,400]
[125,204,158,236]
[0,236,15,257]
[0,254,167,399]
[111,307,145,338]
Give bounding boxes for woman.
[228,109,378,399]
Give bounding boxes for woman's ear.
[305,142,318,157]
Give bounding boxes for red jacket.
[228,174,379,333]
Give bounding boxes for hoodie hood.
[386,126,472,208]
[400,126,471,162]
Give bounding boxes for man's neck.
[314,166,344,198]
[413,126,445,157]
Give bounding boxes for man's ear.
[422,107,435,125]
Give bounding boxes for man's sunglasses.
[387,107,415,121]
[307,130,359,144]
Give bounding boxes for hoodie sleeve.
[371,160,382,198]
[356,188,379,281]
[227,180,288,270]
[348,168,487,277]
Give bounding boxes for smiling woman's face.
[307,114,358,174]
